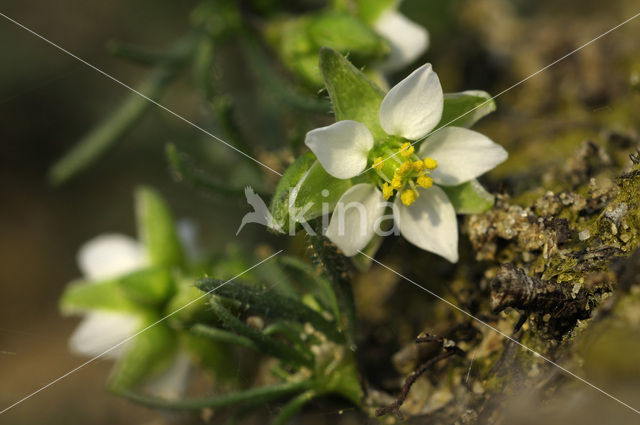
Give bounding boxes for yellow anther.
[391,174,403,189]
[417,175,434,189]
[373,157,384,171]
[399,142,415,158]
[382,183,394,200]
[397,161,412,175]
[412,160,424,172]
[423,157,438,170]
[400,189,419,206]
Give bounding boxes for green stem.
[270,390,319,425]
[308,230,358,350]
[210,299,314,368]
[118,380,312,410]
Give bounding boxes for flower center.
[373,142,438,206]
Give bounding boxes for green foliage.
[197,279,343,343]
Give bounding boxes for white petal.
[418,127,508,186]
[305,120,374,179]
[69,311,140,359]
[394,186,458,263]
[77,234,147,280]
[374,10,430,73]
[379,64,443,140]
[326,184,386,256]
[144,351,192,400]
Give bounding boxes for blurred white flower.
[69,233,191,398]
[373,9,429,73]
[71,234,147,359]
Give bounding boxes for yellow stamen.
[397,161,412,175]
[373,157,384,171]
[400,189,419,206]
[400,142,415,158]
[423,157,438,170]
[417,175,433,188]
[391,174,403,190]
[382,183,394,200]
[412,160,424,172]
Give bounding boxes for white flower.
[304,65,507,262]
[71,234,147,359]
[69,233,191,397]
[373,10,429,73]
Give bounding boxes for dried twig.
[375,334,465,418]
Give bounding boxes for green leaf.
[108,321,176,392]
[209,298,314,367]
[60,279,139,314]
[118,267,174,307]
[319,47,386,139]
[120,380,312,410]
[307,12,388,61]
[197,279,343,343]
[436,90,496,130]
[135,186,184,268]
[290,161,354,224]
[441,180,495,214]
[270,390,318,425]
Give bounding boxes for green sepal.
[441,180,495,214]
[108,320,176,392]
[289,161,354,225]
[60,278,139,315]
[118,267,174,308]
[135,186,184,268]
[269,152,316,233]
[319,47,386,139]
[436,90,496,130]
